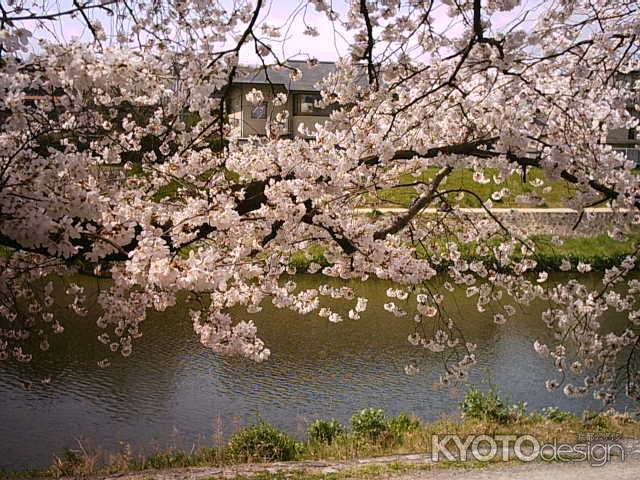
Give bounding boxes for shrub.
[50,444,99,477]
[289,246,330,273]
[509,400,528,421]
[51,449,85,477]
[583,411,616,432]
[350,408,388,441]
[542,407,575,423]
[308,419,344,444]
[387,413,420,442]
[460,387,511,423]
[138,450,192,470]
[227,421,300,462]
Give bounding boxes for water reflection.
[0,274,629,470]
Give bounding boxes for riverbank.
[10,389,640,479]
[290,231,640,273]
[47,455,503,480]
[35,454,640,480]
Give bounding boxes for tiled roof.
[234,60,364,91]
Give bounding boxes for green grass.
[152,167,223,201]
[532,233,638,257]
[154,166,576,207]
[374,167,579,208]
[289,245,331,272]
[416,232,640,273]
[529,233,639,270]
[290,232,640,273]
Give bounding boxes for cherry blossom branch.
[373,166,453,240]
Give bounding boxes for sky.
[23,0,354,61]
[21,0,540,64]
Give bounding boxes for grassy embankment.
[290,167,638,272]
[373,167,579,208]
[15,388,640,479]
[290,232,640,273]
[141,164,638,272]
[152,166,578,208]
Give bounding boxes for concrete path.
[87,452,640,480]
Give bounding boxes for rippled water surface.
[0,274,630,470]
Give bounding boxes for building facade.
[606,71,640,164]
[225,61,346,139]
[226,62,640,167]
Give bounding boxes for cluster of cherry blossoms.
[1,0,640,405]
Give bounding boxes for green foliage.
[583,411,616,432]
[508,401,528,422]
[207,134,226,152]
[350,408,388,441]
[527,233,640,271]
[228,421,301,462]
[461,388,508,423]
[152,179,181,201]
[51,449,85,477]
[415,232,640,273]
[152,167,227,201]
[460,387,526,424]
[542,407,576,423]
[131,446,219,470]
[376,167,577,208]
[307,419,344,444]
[136,450,192,470]
[387,413,420,442]
[289,246,329,272]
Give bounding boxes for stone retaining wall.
[358,208,632,236]
[453,209,623,236]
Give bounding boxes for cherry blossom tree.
[1,0,640,405]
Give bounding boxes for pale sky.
[23,0,540,64]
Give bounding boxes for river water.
[0,274,631,470]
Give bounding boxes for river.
[0,274,631,470]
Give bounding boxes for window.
[629,128,637,141]
[250,102,267,119]
[294,93,335,116]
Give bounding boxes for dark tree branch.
[2,0,117,22]
[359,0,378,89]
[373,166,452,240]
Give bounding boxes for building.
[606,70,640,164]
[226,62,640,164]
[225,60,347,139]
[607,126,639,164]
